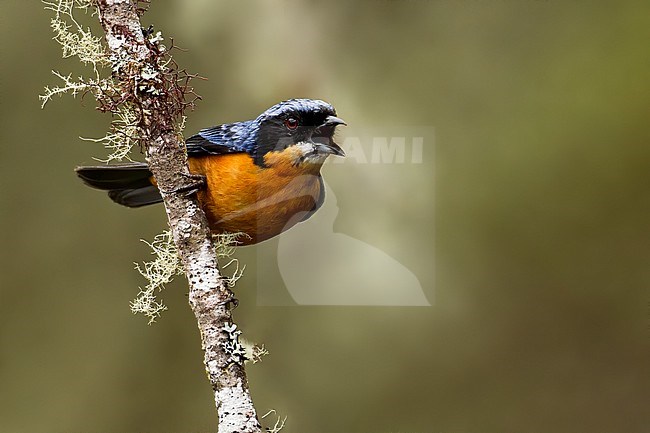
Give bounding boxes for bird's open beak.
[314,115,347,157]
[316,141,346,157]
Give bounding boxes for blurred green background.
[1,1,649,432]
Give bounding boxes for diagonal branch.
[93,1,261,431]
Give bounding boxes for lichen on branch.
[44,0,108,68]
[131,231,247,324]
[40,0,200,162]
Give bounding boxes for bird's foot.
[218,288,239,310]
[165,172,206,196]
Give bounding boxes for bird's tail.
[75,163,163,208]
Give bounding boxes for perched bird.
[75,99,346,245]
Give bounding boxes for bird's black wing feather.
[75,163,163,208]
[75,163,152,189]
[108,185,163,208]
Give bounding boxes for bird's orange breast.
[188,151,324,245]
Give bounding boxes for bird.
[75,99,346,245]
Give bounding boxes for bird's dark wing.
[185,120,256,157]
[75,163,163,208]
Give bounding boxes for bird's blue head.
[254,99,346,167]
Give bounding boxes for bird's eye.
[284,117,299,130]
